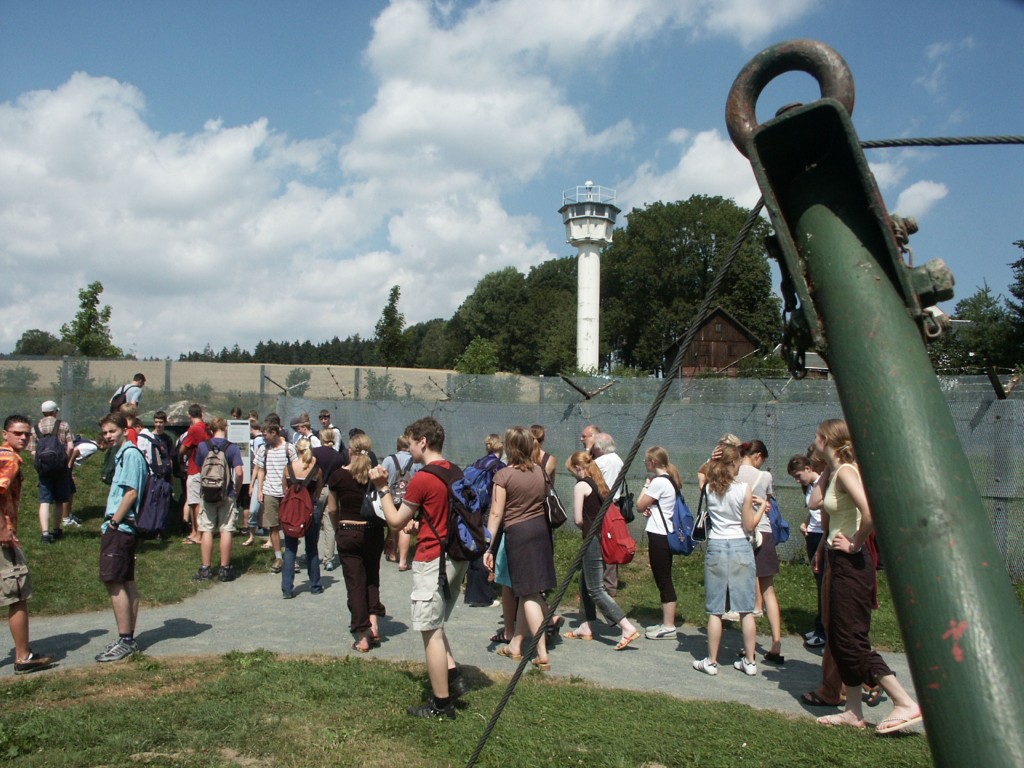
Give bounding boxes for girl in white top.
[635,446,684,640]
[692,444,762,676]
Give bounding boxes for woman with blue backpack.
[463,434,505,607]
[635,446,684,643]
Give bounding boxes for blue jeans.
[281,508,321,595]
[580,535,626,625]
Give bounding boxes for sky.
[1,0,1022,359]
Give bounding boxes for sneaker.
[804,629,817,641]
[14,651,55,675]
[309,585,324,595]
[62,516,82,528]
[692,657,718,676]
[51,528,63,541]
[323,561,336,572]
[270,559,283,574]
[645,625,678,640]
[407,697,456,720]
[721,611,740,622]
[96,639,138,663]
[192,565,214,581]
[734,656,757,676]
[805,633,826,648]
[40,532,54,544]
[218,565,236,582]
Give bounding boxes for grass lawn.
[0,652,935,767]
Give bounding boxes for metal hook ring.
[725,39,855,158]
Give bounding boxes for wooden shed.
[664,307,762,377]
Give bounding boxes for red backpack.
[601,498,636,565]
[279,463,314,538]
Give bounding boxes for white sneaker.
[645,625,677,640]
[62,516,81,528]
[722,611,741,622]
[734,657,757,676]
[692,657,718,676]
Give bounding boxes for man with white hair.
[592,431,625,597]
[29,401,77,543]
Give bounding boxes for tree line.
[9,199,1023,377]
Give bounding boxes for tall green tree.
[602,195,780,373]
[521,257,577,375]
[60,281,123,357]
[449,267,528,372]
[374,285,406,370]
[1005,240,1024,362]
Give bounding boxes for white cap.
[41,400,59,413]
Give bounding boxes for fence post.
[164,358,172,396]
[60,356,72,424]
[991,399,1011,565]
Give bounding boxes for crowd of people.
[0,387,923,732]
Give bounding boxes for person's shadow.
[2,627,106,668]
[134,617,212,649]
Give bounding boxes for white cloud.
[894,180,948,219]
[617,129,760,212]
[0,0,820,357]
[915,36,975,97]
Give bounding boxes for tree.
[927,283,1015,372]
[602,196,780,373]
[455,337,500,374]
[1006,240,1024,362]
[449,267,529,372]
[285,367,312,397]
[13,329,61,356]
[374,285,406,370]
[60,281,123,357]
[521,257,577,375]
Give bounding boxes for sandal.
[496,646,522,661]
[863,684,884,706]
[351,641,370,654]
[531,658,551,671]
[241,536,255,547]
[563,630,594,641]
[613,630,641,651]
[397,565,410,572]
[802,691,842,707]
[260,541,273,550]
[489,631,511,644]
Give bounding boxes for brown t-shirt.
[493,464,547,528]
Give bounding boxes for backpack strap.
[413,463,455,599]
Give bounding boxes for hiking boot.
[692,657,718,676]
[192,565,214,581]
[218,565,236,582]
[270,559,283,574]
[407,697,456,720]
[96,639,138,663]
[62,515,82,528]
[734,656,757,676]
[14,651,55,675]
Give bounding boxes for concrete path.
[8,555,921,730]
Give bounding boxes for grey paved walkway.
[8,556,920,729]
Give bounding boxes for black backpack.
[109,384,131,413]
[138,433,173,483]
[33,421,67,477]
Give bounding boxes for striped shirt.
[254,441,297,498]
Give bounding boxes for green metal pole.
[725,39,1024,767]
[791,173,1024,766]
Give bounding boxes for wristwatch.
[379,487,391,496]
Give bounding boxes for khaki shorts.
[186,474,202,505]
[410,557,468,631]
[0,545,32,606]
[199,497,237,533]
[261,495,282,528]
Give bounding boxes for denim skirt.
[704,537,756,615]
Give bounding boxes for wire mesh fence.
[2,358,1021,578]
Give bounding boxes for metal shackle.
[725,39,856,157]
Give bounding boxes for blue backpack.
[451,453,504,519]
[767,497,790,544]
[656,475,697,556]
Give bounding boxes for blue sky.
[1,0,1021,358]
